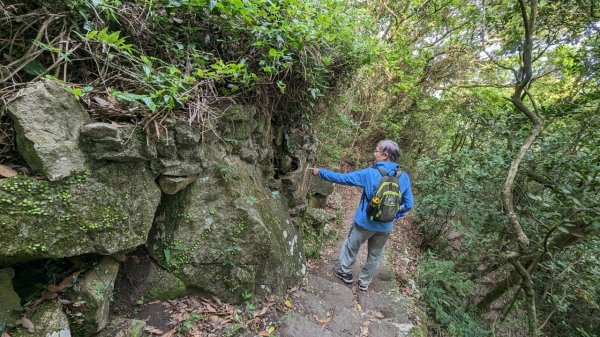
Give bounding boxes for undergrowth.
[0,0,377,162]
[418,251,489,337]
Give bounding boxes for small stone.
[66,257,120,336]
[158,175,197,195]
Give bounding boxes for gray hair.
[377,140,400,162]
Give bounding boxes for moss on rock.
[150,155,305,303]
[143,266,187,301]
[0,163,160,265]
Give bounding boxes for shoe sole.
[333,269,353,284]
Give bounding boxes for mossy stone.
[143,267,187,301]
[150,155,305,303]
[0,268,21,327]
[0,163,160,265]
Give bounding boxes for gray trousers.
[338,223,390,286]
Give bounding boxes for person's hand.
[308,167,319,176]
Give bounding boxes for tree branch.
[509,259,538,336]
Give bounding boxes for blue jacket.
[318,161,414,233]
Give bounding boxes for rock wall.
[0,80,331,335]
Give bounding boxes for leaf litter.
[137,294,293,337]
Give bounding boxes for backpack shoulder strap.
[395,170,403,178]
[375,166,387,176]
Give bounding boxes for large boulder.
[150,156,306,303]
[66,257,120,337]
[7,81,91,181]
[0,268,21,327]
[0,163,161,265]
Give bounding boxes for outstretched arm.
[311,167,369,188]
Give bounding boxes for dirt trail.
[272,185,425,337]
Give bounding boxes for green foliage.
[219,164,234,182]
[245,195,258,206]
[418,252,489,337]
[1,0,377,128]
[299,213,335,260]
[312,3,599,336]
[536,239,600,336]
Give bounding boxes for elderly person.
[310,140,414,291]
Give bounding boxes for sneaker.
[358,282,368,291]
[332,267,353,284]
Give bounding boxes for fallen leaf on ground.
[0,164,17,177]
[17,318,35,333]
[144,326,163,335]
[204,303,217,312]
[256,307,268,317]
[93,96,112,108]
[283,299,293,308]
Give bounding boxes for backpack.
[366,167,402,222]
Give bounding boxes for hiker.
[310,139,414,291]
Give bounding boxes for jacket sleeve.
[395,172,414,219]
[317,168,370,188]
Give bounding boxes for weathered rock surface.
[151,156,305,303]
[67,257,120,336]
[0,163,161,265]
[13,301,71,337]
[96,317,146,337]
[302,207,337,231]
[142,263,187,301]
[307,174,334,197]
[152,121,204,176]
[7,81,91,181]
[0,268,21,327]
[158,175,197,195]
[79,123,156,162]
